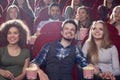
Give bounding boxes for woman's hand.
[100,72,116,80]
[0,69,14,80]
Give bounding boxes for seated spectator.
[29,2,64,45]
[107,5,120,63]
[5,5,20,20]
[30,19,101,80]
[35,2,64,36]
[0,5,20,25]
[0,5,33,35]
[0,19,30,80]
[74,6,92,48]
[98,0,117,21]
[64,0,83,19]
[82,20,120,80]
[108,5,120,36]
[12,0,35,20]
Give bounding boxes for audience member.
[74,6,92,48]
[0,19,30,80]
[29,2,64,46]
[82,20,120,80]
[75,6,91,28]
[64,0,83,19]
[0,5,33,35]
[35,2,64,36]
[98,0,117,21]
[108,5,120,36]
[6,5,20,20]
[0,5,20,25]
[30,19,101,80]
[107,5,120,62]
[12,0,35,20]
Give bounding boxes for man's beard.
[63,36,73,42]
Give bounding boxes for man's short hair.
[61,19,78,33]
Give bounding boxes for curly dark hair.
[0,19,30,48]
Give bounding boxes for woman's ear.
[48,10,50,15]
[60,31,63,35]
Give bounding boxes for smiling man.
[30,19,92,80]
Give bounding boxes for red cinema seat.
[34,7,49,32]
[33,21,62,57]
[33,33,61,58]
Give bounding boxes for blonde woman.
[108,5,120,36]
[82,20,120,80]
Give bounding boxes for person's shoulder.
[45,41,57,47]
[21,48,30,57]
[0,46,6,51]
[73,45,80,52]
[0,46,6,56]
[106,45,117,51]
[111,45,117,49]
[21,48,29,53]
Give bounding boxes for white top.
[82,42,120,76]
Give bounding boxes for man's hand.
[38,69,49,80]
[87,64,101,75]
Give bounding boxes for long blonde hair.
[86,20,112,64]
[108,5,120,23]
